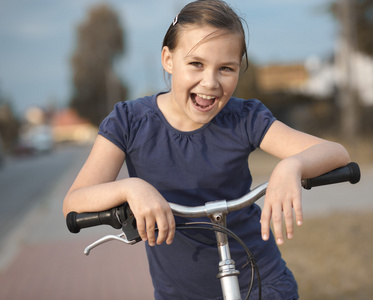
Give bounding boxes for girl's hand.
[260,159,303,245]
[125,178,175,246]
[258,121,350,245]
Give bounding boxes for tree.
[354,0,373,56]
[234,59,260,100]
[0,102,19,152]
[70,4,127,126]
[330,0,372,143]
[331,0,373,57]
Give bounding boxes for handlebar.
[301,162,360,189]
[66,209,122,234]
[66,162,360,235]
[66,201,141,242]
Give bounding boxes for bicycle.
[66,162,360,300]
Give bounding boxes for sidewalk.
[0,147,154,300]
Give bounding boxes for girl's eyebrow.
[185,54,240,67]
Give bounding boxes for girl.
[63,0,350,299]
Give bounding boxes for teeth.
[196,93,215,100]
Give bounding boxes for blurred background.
[0,0,372,156]
[0,0,372,299]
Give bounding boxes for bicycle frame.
[209,210,242,300]
[166,183,269,299]
[83,184,269,300]
[83,201,248,300]
[70,163,360,300]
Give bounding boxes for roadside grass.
[280,212,373,299]
[249,148,373,299]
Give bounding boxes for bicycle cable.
[174,221,262,300]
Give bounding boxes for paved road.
[0,144,154,300]
[0,147,80,246]
[0,145,371,299]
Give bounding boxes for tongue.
[194,95,214,107]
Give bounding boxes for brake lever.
[84,203,142,255]
[84,232,140,255]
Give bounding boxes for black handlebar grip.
[66,207,122,234]
[302,162,360,190]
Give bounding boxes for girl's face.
[161,25,242,131]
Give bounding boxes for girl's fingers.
[283,201,294,240]
[260,204,272,241]
[156,208,176,245]
[165,213,176,245]
[271,203,284,245]
[155,214,170,245]
[137,218,147,242]
[293,198,303,227]
[262,197,303,245]
[137,206,175,246]
[146,216,156,246]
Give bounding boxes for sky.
[0,0,338,117]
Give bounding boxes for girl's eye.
[190,62,203,68]
[220,66,234,72]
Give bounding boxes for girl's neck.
[156,93,205,132]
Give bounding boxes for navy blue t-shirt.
[99,94,292,299]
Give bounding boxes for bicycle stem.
[210,212,242,300]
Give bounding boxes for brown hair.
[162,0,248,70]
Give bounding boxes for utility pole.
[336,0,359,145]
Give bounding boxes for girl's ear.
[161,46,173,74]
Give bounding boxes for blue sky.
[0,0,337,116]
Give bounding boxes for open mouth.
[191,93,217,109]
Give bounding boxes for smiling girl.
[63,1,350,299]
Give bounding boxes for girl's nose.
[200,70,219,89]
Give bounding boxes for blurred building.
[50,109,97,144]
[256,52,373,107]
[257,63,309,93]
[303,53,373,106]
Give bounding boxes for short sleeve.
[243,99,276,149]
[98,101,130,153]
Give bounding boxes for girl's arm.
[259,120,350,245]
[63,135,175,246]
